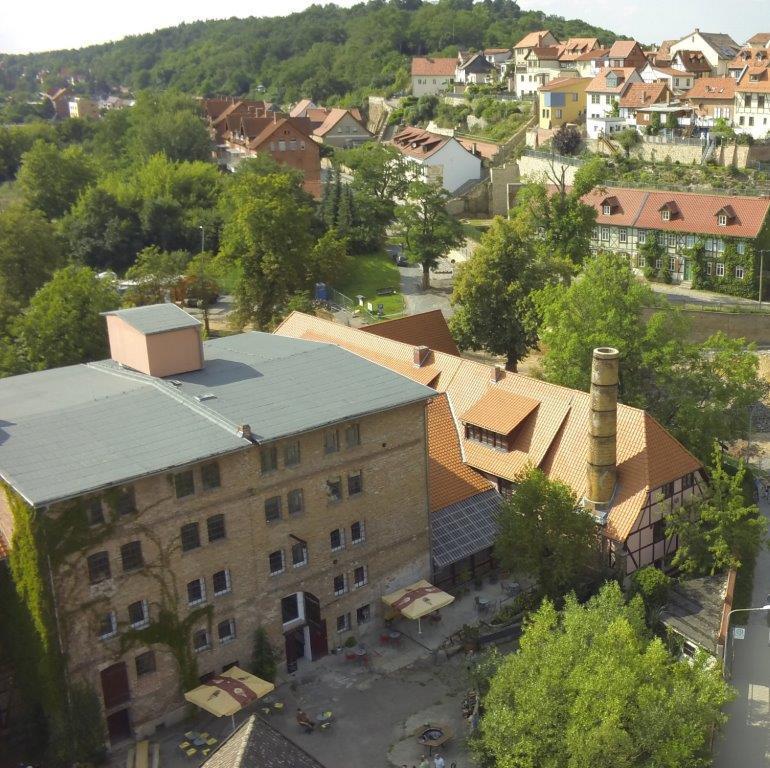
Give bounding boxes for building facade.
[538,77,590,129]
[410,57,456,96]
[0,305,433,747]
[734,65,770,139]
[586,67,644,137]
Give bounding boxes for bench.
[126,740,159,768]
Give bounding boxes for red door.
[309,620,328,661]
[100,662,130,709]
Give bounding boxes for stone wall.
[447,178,490,216]
[641,306,770,344]
[54,401,431,739]
[517,153,579,185]
[489,163,520,216]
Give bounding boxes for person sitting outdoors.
[296,708,315,734]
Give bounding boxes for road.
[398,261,454,317]
[651,282,766,309]
[714,490,770,767]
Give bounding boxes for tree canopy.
[481,581,732,768]
[535,252,768,458]
[494,466,599,599]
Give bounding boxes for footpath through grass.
[335,251,405,315]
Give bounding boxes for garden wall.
[642,306,770,345]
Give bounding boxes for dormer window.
[460,390,540,454]
[465,424,511,451]
[717,214,727,226]
[715,205,735,226]
[661,209,671,221]
[603,204,612,215]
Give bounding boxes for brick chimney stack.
[586,347,619,509]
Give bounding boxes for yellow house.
[538,76,591,129]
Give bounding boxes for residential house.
[0,304,435,745]
[312,108,372,148]
[606,40,648,69]
[671,50,713,79]
[484,47,512,76]
[735,65,770,139]
[557,37,600,64]
[572,47,610,78]
[517,46,564,98]
[205,99,276,142]
[640,63,694,95]
[670,29,741,75]
[390,126,482,193]
[619,82,673,129]
[650,39,677,67]
[511,30,560,93]
[411,57,456,96]
[289,99,318,118]
[456,52,495,85]
[277,312,707,581]
[746,33,770,50]
[586,67,644,138]
[45,87,70,119]
[727,47,770,80]
[683,76,737,127]
[538,77,591,129]
[583,186,770,291]
[68,96,98,119]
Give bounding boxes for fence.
[600,178,770,197]
[521,148,583,167]
[326,287,405,323]
[642,133,705,147]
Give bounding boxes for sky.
[0,0,767,55]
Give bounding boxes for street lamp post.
[722,604,770,678]
[197,225,209,335]
[759,249,767,308]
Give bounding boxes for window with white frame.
[336,613,351,632]
[98,610,117,640]
[128,599,149,629]
[638,229,646,244]
[333,573,347,596]
[716,262,725,277]
[217,619,236,645]
[193,628,210,652]
[667,233,676,247]
[686,235,695,247]
[661,209,670,221]
[351,521,365,545]
[353,565,368,589]
[668,256,676,272]
[268,549,285,576]
[618,228,627,243]
[717,214,727,226]
[717,239,725,253]
[291,542,308,568]
[330,528,345,551]
[706,261,713,275]
[187,577,206,606]
[655,258,662,270]
[213,569,231,596]
[737,241,746,255]
[602,204,611,215]
[735,265,745,279]
[600,227,610,241]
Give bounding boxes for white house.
[573,47,610,78]
[586,67,644,138]
[640,63,694,95]
[669,29,740,76]
[516,46,563,98]
[455,52,495,86]
[390,126,481,194]
[734,65,770,139]
[411,57,456,97]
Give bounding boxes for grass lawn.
[335,251,405,315]
[460,219,493,242]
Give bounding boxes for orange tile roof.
[275,313,704,542]
[674,50,712,73]
[391,126,450,159]
[514,30,554,50]
[583,186,770,239]
[737,66,770,94]
[608,40,642,59]
[684,76,737,100]
[574,47,609,62]
[460,389,540,434]
[539,77,591,92]
[411,57,457,77]
[362,310,460,356]
[289,99,315,118]
[558,38,599,61]
[619,82,670,108]
[729,47,770,69]
[313,108,368,137]
[427,394,493,512]
[587,67,640,94]
[747,33,770,47]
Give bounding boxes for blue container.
[314,282,329,301]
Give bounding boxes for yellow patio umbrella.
[382,579,455,634]
[184,666,275,728]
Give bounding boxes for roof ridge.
[86,361,250,442]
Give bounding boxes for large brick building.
[0,304,433,745]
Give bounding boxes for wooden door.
[100,662,130,710]
[309,619,328,661]
[105,708,131,744]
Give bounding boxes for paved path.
[714,490,770,767]
[399,261,455,318]
[651,282,766,309]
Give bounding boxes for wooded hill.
[0,0,620,106]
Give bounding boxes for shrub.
[552,124,581,155]
[251,627,277,682]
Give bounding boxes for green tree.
[615,127,641,158]
[17,140,97,219]
[450,217,546,371]
[535,253,768,458]
[13,266,120,372]
[251,627,277,683]
[219,159,315,328]
[124,246,191,305]
[629,566,671,626]
[395,179,463,289]
[646,112,662,135]
[551,124,581,155]
[666,446,767,575]
[481,582,732,768]
[494,467,599,599]
[306,230,351,286]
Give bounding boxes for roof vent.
[195,393,217,402]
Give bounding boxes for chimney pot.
[238,424,252,440]
[586,347,619,509]
[413,345,430,367]
[490,364,505,383]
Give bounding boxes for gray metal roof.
[0,333,433,508]
[431,489,502,568]
[102,303,201,335]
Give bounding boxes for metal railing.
[642,133,705,147]
[599,178,770,197]
[521,148,583,166]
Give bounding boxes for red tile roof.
[674,50,712,73]
[619,82,670,108]
[411,57,457,77]
[729,47,770,69]
[460,389,540,434]
[526,46,560,60]
[583,186,770,238]
[557,38,599,61]
[608,40,642,59]
[574,47,609,62]
[247,117,315,151]
[275,313,704,542]
[362,309,460,356]
[736,65,770,93]
[538,76,591,92]
[514,30,554,49]
[747,33,770,47]
[313,108,367,137]
[684,76,737,100]
[587,67,639,94]
[391,126,450,159]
